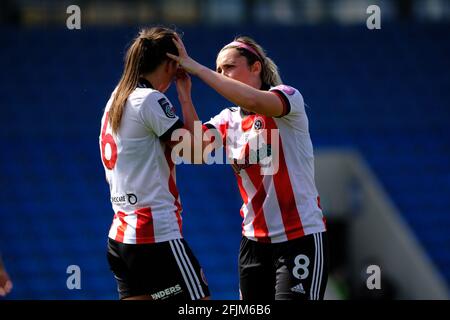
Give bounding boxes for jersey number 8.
[101,112,118,170]
[293,254,310,280]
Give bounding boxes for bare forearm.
[196,66,260,111]
[179,98,200,133]
[167,35,282,116]
[177,98,206,163]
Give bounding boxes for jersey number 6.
[101,112,118,170]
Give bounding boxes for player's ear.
[166,59,178,73]
[251,61,262,75]
[163,59,170,73]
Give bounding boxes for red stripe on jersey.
[135,207,155,244]
[174,201,182,234]
[204,123,229,147]
[266,118,305,240]
[236,175,246,219]
[164,148,183,234]
[201,124,215,145]
[245,164,271,243]
[115,211,127,243]
[236,173,249,205]
[203,123,226,151]
[317,197,327,230]
[241,115,254,132]
[218,123,229,145]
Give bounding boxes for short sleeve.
[139,91,183,140]
[269,85,305,118]
[204,108,233,145]
[270,85,308,132]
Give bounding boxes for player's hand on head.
[167,35,202,76]
[172,33,188,58]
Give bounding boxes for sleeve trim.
[271,90,291,118]
[203,123,217,131]
[203,123,226,146]
[159,119,184,141]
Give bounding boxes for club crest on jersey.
[158,97,176,118]
[253,117,265,130]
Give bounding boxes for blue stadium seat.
[0,24,449,299]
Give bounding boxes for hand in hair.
[168,34,285,117]
[167,34,203,76]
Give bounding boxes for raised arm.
[167,68,218,163]
[167,35,285,118]
[174,69,200,132]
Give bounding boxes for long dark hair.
[109,27,179,134]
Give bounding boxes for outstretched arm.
[167,35,285,117]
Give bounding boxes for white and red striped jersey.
[99,80,184,244]
[205,85,326,243]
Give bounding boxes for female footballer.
[99,27,209,300]
[168,34,328,300]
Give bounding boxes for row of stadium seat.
[0,23,449,299]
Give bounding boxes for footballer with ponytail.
[100,27,210,301]
[109,27,179,134]
[168,34,329,301]
[220,36,282,89]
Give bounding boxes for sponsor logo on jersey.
[158,97,176,118]
[290,283,305,294]
[111,195,126,205]
[150,284,183,300]
[111,193,138,205]
[127,193,137,205]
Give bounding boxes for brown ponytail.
[109,27,179,134]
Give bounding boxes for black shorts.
[239,232,329,300]
[107,238,210,300]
